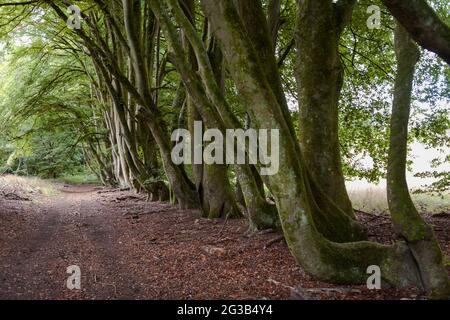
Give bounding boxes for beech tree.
[192,0,450,296]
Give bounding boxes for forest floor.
[0,178,449,300]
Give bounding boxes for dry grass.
[347,182,450,215]
[0,174,58,196]
[348,185,389,214]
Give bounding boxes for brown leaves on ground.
[0,184,448,300]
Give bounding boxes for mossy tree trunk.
[387,23,450,298]
[200,0,449,297]
[296,0,356,219]
[151,0,279,228]
[182,0,240,219]
[201,0,364,241]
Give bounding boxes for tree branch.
[382,0,450,65]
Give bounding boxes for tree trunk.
[200,0,436,291]
[201,0,364,241]
[296,0,355,219]
[387,23,450,298]
[182,0,241,219]
[152,0,278,227]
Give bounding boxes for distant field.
[53,174,100,186]
[347,180,449,214]
[0,174,58,196]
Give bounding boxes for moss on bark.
[387,23,450,298]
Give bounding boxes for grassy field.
[0,174,58,196]
[347,182,449,214]
[53,173,100,186]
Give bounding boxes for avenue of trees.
[0,0,449,297]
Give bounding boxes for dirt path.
[1,184,292,300]
[1,184,448,300]
[0,185,144,299]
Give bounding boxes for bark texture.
[387,24,450,298]
[182,0,241,219]
[296,0,356,219]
